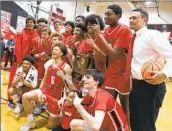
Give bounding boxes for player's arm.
[63,64,76,90]
[11,75,20,88]
[84,34,106,63]
[96,31,128,60]
[74,93,105,130]
[39,71,47,89]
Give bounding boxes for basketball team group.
[3,4,172,131]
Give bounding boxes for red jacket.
[14,28,38,63]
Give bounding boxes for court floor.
[1,69,172,131]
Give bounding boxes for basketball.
[141,56,165,79]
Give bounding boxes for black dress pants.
[129,79,166,131]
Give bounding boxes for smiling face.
[65,24,73,33]
[41,31,50,40]
[65,91,75,106]
[104,9,120,25]
[129,11,147,31]
[51,46,63,59]
[22,60,32,72]
[82,74,98,90]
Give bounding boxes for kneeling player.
[70,69,129,131]
[8,56,38,114]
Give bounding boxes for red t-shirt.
[83,89,128,131]
[31,38,53,80]
[103,24,132,94]
[41,61,66,99]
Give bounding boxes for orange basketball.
[141,57,165,79]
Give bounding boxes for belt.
[132,78,145,83]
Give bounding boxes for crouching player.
[8,55,38,114]
[20,44,74,131]
[52,89,91,131]
[70,69,129,131]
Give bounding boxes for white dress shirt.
[131,26,172,80]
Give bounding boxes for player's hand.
[84,33,97,48]
[88,19,101,35]
[73,92,83,108]
[56,70,65,79]
[145,71,167,85]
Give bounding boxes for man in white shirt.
[129,8,172,131]
[8,55,38,114]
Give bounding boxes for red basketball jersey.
[84,89,129,131]
[103,24,132,94]
[41,61,66,99]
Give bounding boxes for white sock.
[11,94,20,102]
[27,114,34,121]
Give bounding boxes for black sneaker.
[7,100,16,109]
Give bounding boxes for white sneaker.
[14,104,23,114]
[20,120,35,131]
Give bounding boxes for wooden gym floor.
[1,67,172,131]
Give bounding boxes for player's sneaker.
[7,100,15,109]
[14,104,23,114]
[33,106,42,115]
[20,120,35,131]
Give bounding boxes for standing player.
[20,44,74,131]
[70,69,129,131]
[32,27,53,85]
[8,56,37,114]
[36,18,48,37]
[7,16,38,108]
[85,5,132,126]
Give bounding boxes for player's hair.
[37,18,48,24]
[26,15,36,24]
[86,69,105,87]
[22,55,36,65]
[75,15,85,21]
[53,43,67,56]
[107,4,122,18]
[65,21,75,30]
[132,8,149,20]
[85,14,105,31]
[41,27,52,35]
[75,23,87,33]
[51,32,63,41]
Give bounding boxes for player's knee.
[22,92,31,101]
[8,87,16,96]
[70,119,81,130]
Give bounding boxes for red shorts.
[17,86,32,97]
[37,90,59,116]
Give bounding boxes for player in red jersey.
[70,69,129,131]
[63,21,75,45]
[20,44,74,131]
[85,5,132,127]
[32,27,53,85]
[52,89,91,131]
[84,14,107,74]
[7,16,38,108]
[35,18,48,37]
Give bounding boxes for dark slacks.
[129,79,166,131]
[4,50,13,67]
